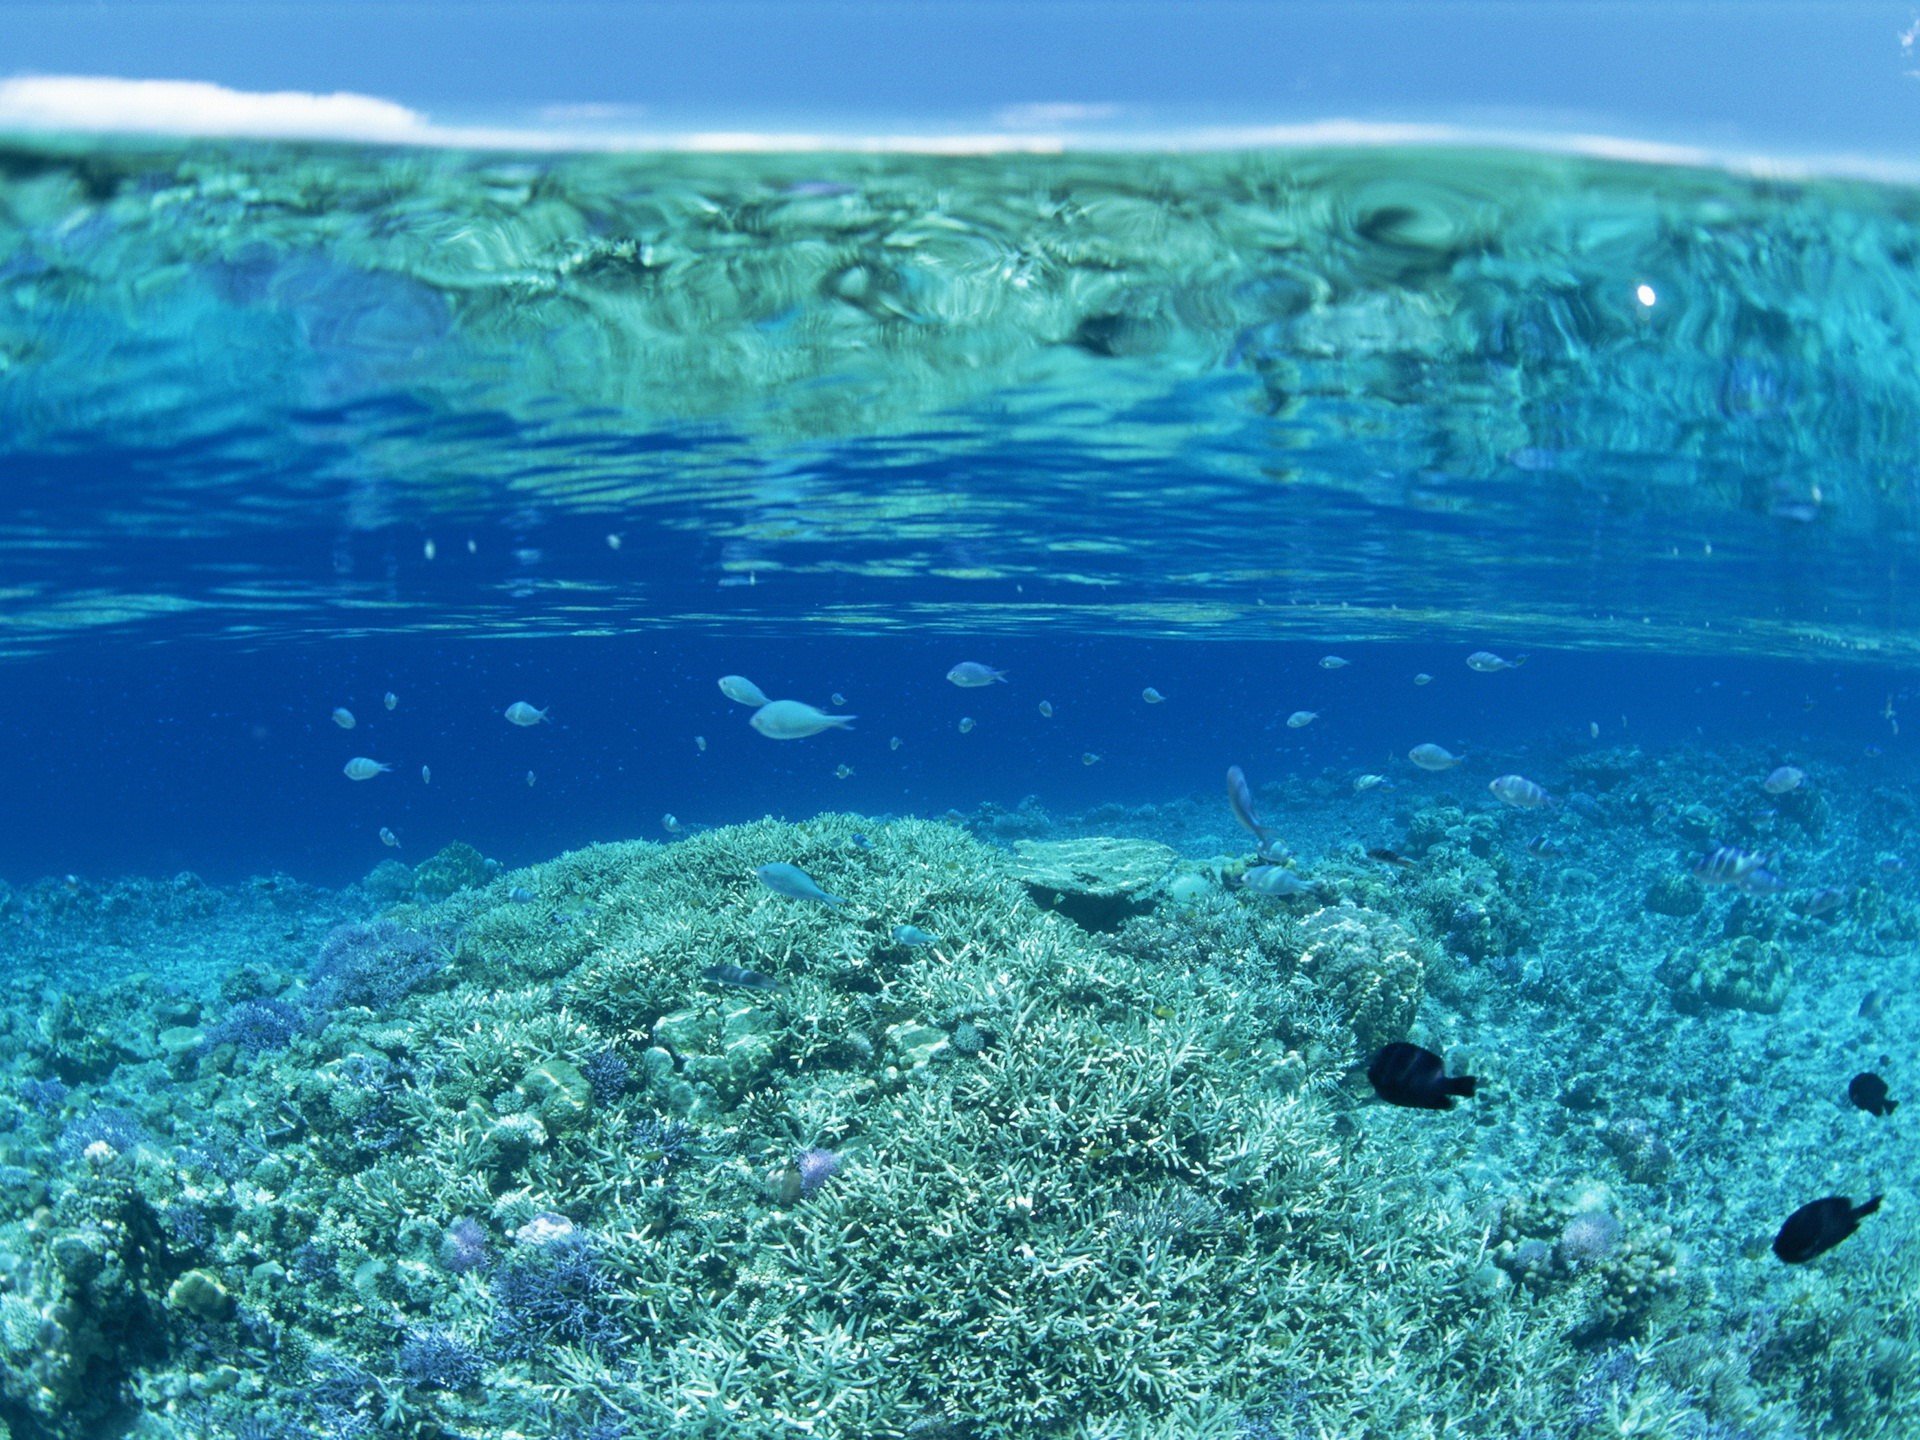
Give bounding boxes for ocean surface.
[2,133,1919,1440]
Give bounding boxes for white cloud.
[992,101,1124,129]
[0,74,433,142]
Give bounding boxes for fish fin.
[1446,1075,1478,1099]
[1857,1195,1884,1219]
[1891,1099,1901,1116]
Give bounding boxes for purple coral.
[439,1217,489,1273]
[1557,1209,1624,1270]
[309,920,442,1013]
[794,1147,842,1197]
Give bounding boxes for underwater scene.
[4,132,1920,1440]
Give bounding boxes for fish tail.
[831,715,858,729]
[1446,1076,1479,1099]
[1856,1195,1884,1220]
[824,893,847,907]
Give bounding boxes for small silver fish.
[343,757,390,781]
[1408,743,1462,771]
[1353,773,1388,792]
[383,691,397,711]
[1413,673,1433,686]
[1466,651,1524,673]
[695,735,707,752]
[1763,766,1805,795]
[1319,655,1350,670]
[420,765,431,784]
[505,702,549,726]
[379,827,399,848]
[756,862,845,906]
[662,813,683,834]
[1142,687,1166,704]
[831,693,847,706]
[1038,700,1054,718]
[1082,752,1101,766]
[331,707,356,729]
[889,736,903,751]
[1286,710,1318,729]
[835,763,854,778]
[526,770,536,787]
[958,717,975,733]
[892,924,939,946]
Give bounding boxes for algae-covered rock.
[1007,836,1178,930]
[1293,902,1428,1053]
[517,1058,593,1131]
[166,1268,231,1319]
[1663,934,1792,1013]
[1644,873,1705,918]
[411,841,493,901]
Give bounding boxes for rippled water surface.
[5,138,1919,657]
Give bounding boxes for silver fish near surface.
[1466,651,1525,672]
[719,675,771,707]
[1319,655,1350,669]
[947,661,1006,687]
[1488,774,1553,809]
[756,862,846,906]
[750,700,856,739]
[1693,845,1784,895]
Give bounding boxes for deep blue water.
[6,635,1908,884]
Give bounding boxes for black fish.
[1849,1072,1898,1117]
[1773,1194,1881,1263]
[1367,1042,1478,1111]
[701,963,781,992]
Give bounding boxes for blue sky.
[0,1,1916,156]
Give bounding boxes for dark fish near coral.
[1772,1194,1881,1263]
[1849,1072,1897,1117]
[702,963,781,992]
[1367,1042,1478,1111]
[1366,848,1416,868]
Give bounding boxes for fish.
[1849,1073,1897,1117]
[1286,710,1318,729]
[1241,866,1313,898]
[1226,765,1280,851]
[1466,651,1524,673]
[947,662,1006,687]
[1367,848,1417,868]
[694,736,707,752]
[342,757,390,781]
[1353,773,1388,792]
[849,834,870,848]
[1525,834,1562,858]
[756,862,845,906]
[420,765,431,784]
[702,962,782,992]
[1038,700,1054,718]
[1142,687,1166,704]
[331,707,356,729]
[526,770,537,787]
[1797,887,1848,918]
[750,700,856,740]
[1082,752,1101,766]
[1763,766,1805,795]
[378,827,399,848]
[1589,721,1600,740]
[958,717,975,733]
[1488,774,1553,809]
[661,813,682,834]
[831,693,847,706]
[1319,655,1350,669]
[504,702,549,726]
[889,736,903,751]
[1692,845,1782,894]
[383,692,397,711]
[1772,1195,1881,1263]
[719,675,772,707]
[1413,673,1433,686]
[892,924,939,946]
[1408,743,1463,771]
[834,764,854,779]
[508,886,534,903]
[1367,1042,1477,1111]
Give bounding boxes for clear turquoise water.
[2,135,1918,1440]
